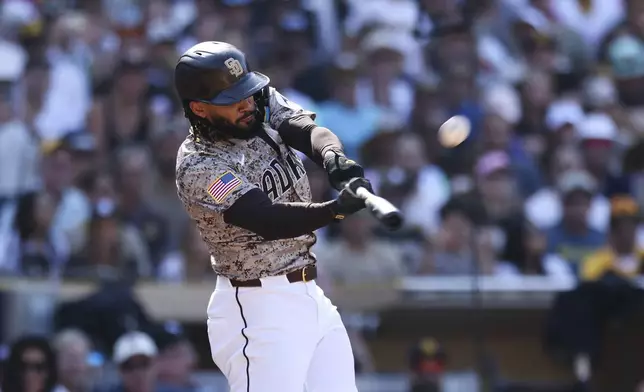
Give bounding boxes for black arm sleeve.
[223,188,337,240]
[277,115,345,166]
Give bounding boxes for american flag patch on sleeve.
[207,171,242,204]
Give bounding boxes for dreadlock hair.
[182,100,222,143]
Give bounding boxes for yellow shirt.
[580,247,644,281]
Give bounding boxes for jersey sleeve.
[177,154,257,214]
[267,87,316,130]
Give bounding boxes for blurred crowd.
[1,0,644,292]
[0,328,211,392]
[2,0,644,390]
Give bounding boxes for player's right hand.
[331,177,373,218]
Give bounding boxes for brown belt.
[228,265,317,288]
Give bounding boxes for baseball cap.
[482,83,522,125]
[577,113,617,142]
[545,100,585,131]
[610,195,640,219]
[113,331,158,365]
[0,40,27,82]
[556,170,596,196]
[361,28,415,57]
[475,151,511,179]
[583,75,617,108]
[608,34,644,79]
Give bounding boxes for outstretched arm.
[268,89,366,190]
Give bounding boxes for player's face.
[191,97,258,131]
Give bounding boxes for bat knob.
[381,211,404,230]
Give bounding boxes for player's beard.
[208,109,262,140]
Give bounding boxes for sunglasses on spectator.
[20,360,48,374]
[120,358,151,373]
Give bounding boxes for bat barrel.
[356,187,404,230]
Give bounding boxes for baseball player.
[174,41,372,392]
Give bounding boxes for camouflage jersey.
[175,88,317,280]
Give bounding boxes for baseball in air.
[438,115,471,147]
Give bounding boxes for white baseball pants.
[207,275,358,392]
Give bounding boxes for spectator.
[100,331,159,392]
[471,151,531,272]
[315,53,382,160]
[51,329,92,392]
[158,223,211,283]
[0,43,39,199]
[549,0,625,51]
[543,98,586,150]
[148,125,191,253]
[40,145,91,255]
[388,133,450,238]
[257,49,316,113]
[154,330,199,392]
[114,145,169,268]
[525,146,610,232]
[60,132,99,190]
[544,170,607,278]
[479,109,542,197]
[577,113,630,196]
[90,60,151,157]
[65,203,151,281]
[516,69,556,137]
[581,195,644,281]
[356,27,416,125]
[32,29,91,143]
[429,197,498,276]
[8,191,69,277]
[408,338,447,392]
[2,335,58,392]
[317,209,405,286]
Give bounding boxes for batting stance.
[174,41,372,391]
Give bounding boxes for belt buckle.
[301,266,309,282]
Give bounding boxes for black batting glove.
[330,177,374,220]
[323,151,365,191]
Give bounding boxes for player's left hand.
[323,151,365,191]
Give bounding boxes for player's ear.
[189,101,208,119]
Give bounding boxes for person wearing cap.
[315,53,382,161]
[544,99,586,147]
[356,26,416,125]
[543,170,607,278]
[577,113,631,197]
[581,196,644,281]
[103,331,160,392]
[525,146,611,233]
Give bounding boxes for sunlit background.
[1,0,644,391]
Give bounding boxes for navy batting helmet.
[174,41,270,105]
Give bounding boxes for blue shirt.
[315,101,381,159]
[546,224,607,274]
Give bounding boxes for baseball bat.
[355,186,404,230]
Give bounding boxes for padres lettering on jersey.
[259,156,306,201]
[176,88,317,280]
